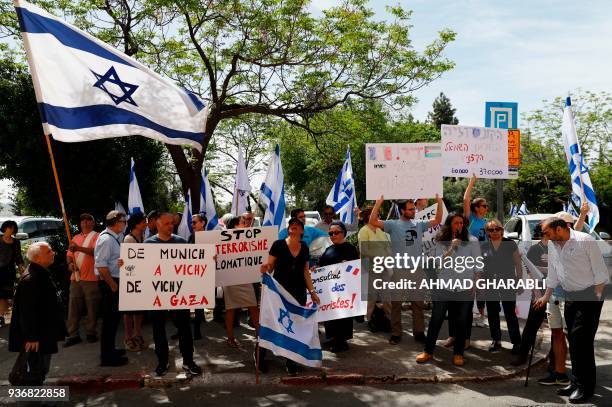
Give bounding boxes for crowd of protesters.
[1,174,609,403]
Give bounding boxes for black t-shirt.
[481,237,519,278]
[527,242,548,268]
[318,242,359,267]
[270,239,310,305]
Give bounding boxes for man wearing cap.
[94,210,128,366]
[534,217,609,403]
[64,213,100,347]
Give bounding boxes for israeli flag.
[199,166,218,230]
[14,0,206,149]
[567,197,580,218]
[231,148,251,216]
[562,97,599,231]
[517,201,529,215]
[259,144,286,231]
[177,190,193,241]
[326,147,357,225]
[259,273,322,367]
[127,158,144,216]
[509,202,517,217]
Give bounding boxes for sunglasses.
[328,231,343,236]
[486,227,502,232]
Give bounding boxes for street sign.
[485,102,518,129]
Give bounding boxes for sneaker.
[63,336,83,347]
[538,372,570,386]
[182,361,202,375]
[413,332,426,343]
[389,335,401,345]
[416,352,433,363]
[473,314,486,327]
[155,363,169,377]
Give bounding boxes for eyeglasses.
[328,231,343,236]
[486,227,502,232]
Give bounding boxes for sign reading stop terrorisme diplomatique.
[196,226,278,287]
[119,243,216,311]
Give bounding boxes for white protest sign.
[307,259,367,322]
[119,243,215,311]
[365,143,443,200]
[196,226,277,287]
[441,125,508,179]
[416,202,448,255]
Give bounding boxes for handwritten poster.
[196,226,277,286]
[365,143,443,200]
[119,244,216,311]
[441,125,509,179]
[307,259,367,322]
[416,202,449,255]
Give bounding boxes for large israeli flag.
[199,166,218,230]
[127,158,144,216]
[562,97,599,231]
[259,144,286,231]
[259,273,322,367]
[14,0,206,150]
[326,147,357,225]
[177,190,193,241]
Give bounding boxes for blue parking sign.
[485,102,518,129]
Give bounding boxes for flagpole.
[45,134,72,241]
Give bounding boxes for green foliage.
[427,92,459,129]
[277,100,439,210]
[0,54,179,221]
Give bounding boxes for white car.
[504,213,612,270]
[0,216,65,245]
[284,210,321,228]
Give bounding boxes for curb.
[53,372,145,393]
[280,352,548,386]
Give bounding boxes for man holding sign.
[144,213,202,377]
[370,195,444,345]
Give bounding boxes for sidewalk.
[0,306,549,393]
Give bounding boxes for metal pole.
[496,179,504,224]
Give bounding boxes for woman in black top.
[318,221,359,353]
[481,219,523,353]
[259,217,320,375]
[0,220,25,327]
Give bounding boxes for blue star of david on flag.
[91,66,138,106]
[278,307,295,334]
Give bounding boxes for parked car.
[504,213,612,271]
[0,216,65,245]
[284,210,321,229]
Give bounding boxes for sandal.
[124,338,139,352]
[226,337,240,349]
[134,335,147,350]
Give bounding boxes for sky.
[313,0,612,126]
[2,0,611,210]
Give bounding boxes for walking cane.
[524,341,536,387]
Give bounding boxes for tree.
[427,92,458,129]
[0,54,178,222]
[1,0,456,213]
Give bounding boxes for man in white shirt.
[534,217,609,404]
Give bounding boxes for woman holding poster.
[259,217,321,375]
[416,213,481,367]
[318,221,360,353]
